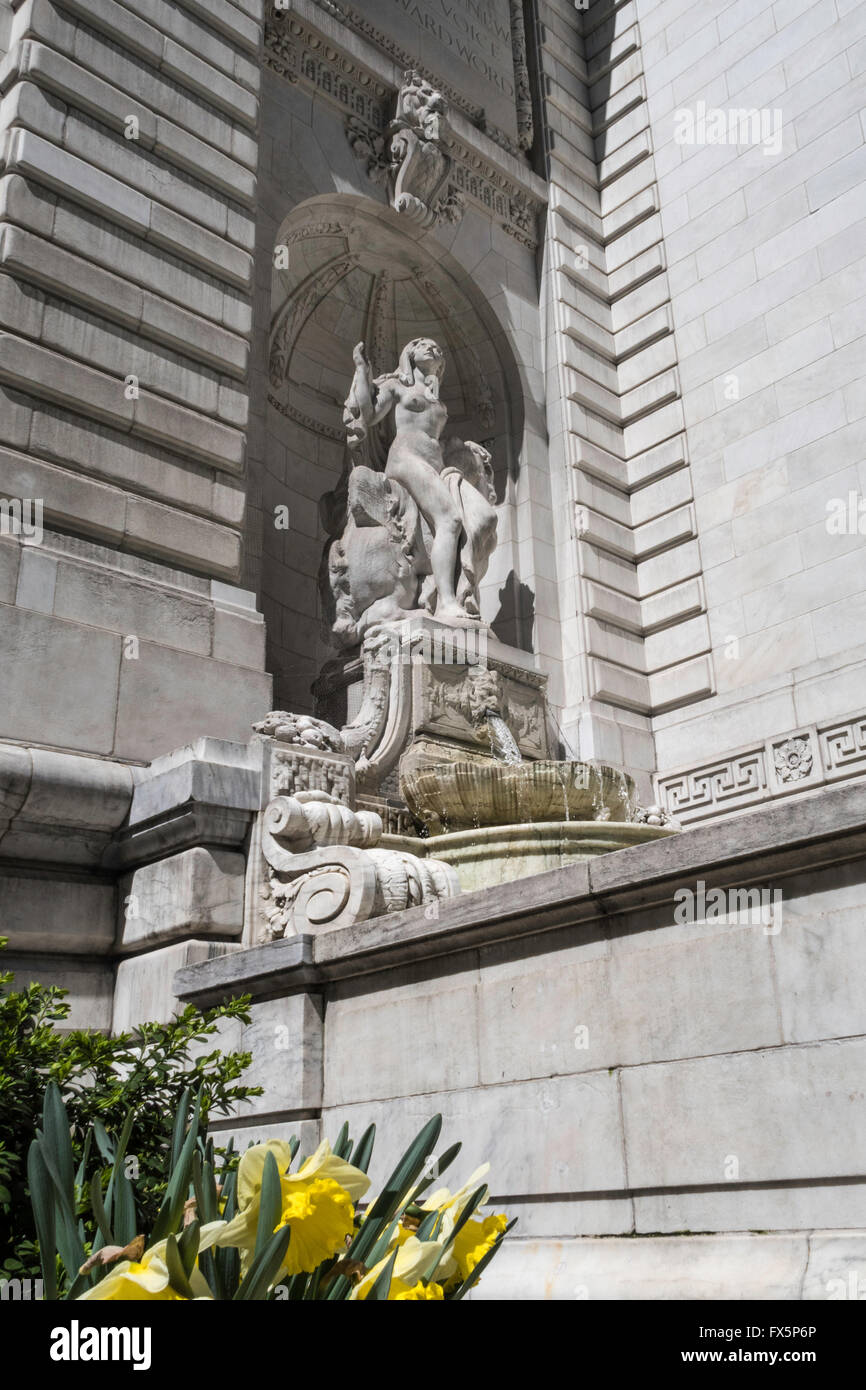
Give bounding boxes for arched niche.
[263,194,527,709]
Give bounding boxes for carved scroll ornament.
[258,790,458,939]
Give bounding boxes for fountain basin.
[400,759,637,833]
[424,820,676,892]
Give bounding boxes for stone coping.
[174,777,866,1005]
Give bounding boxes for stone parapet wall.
[175,778,866,1298]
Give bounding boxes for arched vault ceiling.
[268,204,509,452]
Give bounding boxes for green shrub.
[0,938,261,1281]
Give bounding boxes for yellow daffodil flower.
[392,1278,444,1300]
[77,1223,226,1301]
[215,1139,370,1278]
[351,1235,443,1300]
[421,1163,490,1219]
[447,1211,509,1285]
[415,1166,508,1289]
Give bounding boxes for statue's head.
[398,338,445,386]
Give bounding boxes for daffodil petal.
[236,1139,295,1210]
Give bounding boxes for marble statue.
[327,337,498,649]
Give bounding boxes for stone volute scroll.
[244,710,460,944]
[328,337,498,649]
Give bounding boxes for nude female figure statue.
[343,336,472,623]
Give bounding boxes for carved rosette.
[773,736,813,783]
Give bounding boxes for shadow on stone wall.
[491,571,536,653]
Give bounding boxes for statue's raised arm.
[343,341,397,450]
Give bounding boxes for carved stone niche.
[243,710,459,944]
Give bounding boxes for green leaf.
[164,1233,196,1300]
[26,1142,57,1301]
[415,1207,444,1241]
[192,1152,207,1225]
[169,1086,192,1174]
[103,1107,136,1234]
[214,1242,239,1301]
[111,1164,137,1247]
[34,1134,85,1287]
[350,1115,442,1262]
[213,1165,239,1298]
[332,1121,351,1160]
[364,1214,402,1272]
[234,1225,291,1301]
[197,1249,221,1302]
[177,1220,200,1280]
[88,1173,113,1245]
[253,1151,283,1263]
[352,1124,376,1174]
[42,1083,75,1200]
[74,1128,93,1191]
[324,1116,443,1301]
[91,1120,114,1166]
[201,1160,219,1224]
[150,1088,202,1244]
[63,1270,90,1302]
[407,1141,462,1203]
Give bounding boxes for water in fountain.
[486,709,523,765]
[618,768,636,823]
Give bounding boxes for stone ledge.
[174,778,866,1002]
[0,740,134,866]
[469,1231,866,1301]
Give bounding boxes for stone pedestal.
[316,617,551,802]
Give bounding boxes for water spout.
[485,709,522,764]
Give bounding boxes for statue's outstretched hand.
[353,341,368,369]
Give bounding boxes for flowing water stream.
[485,709,522,764]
